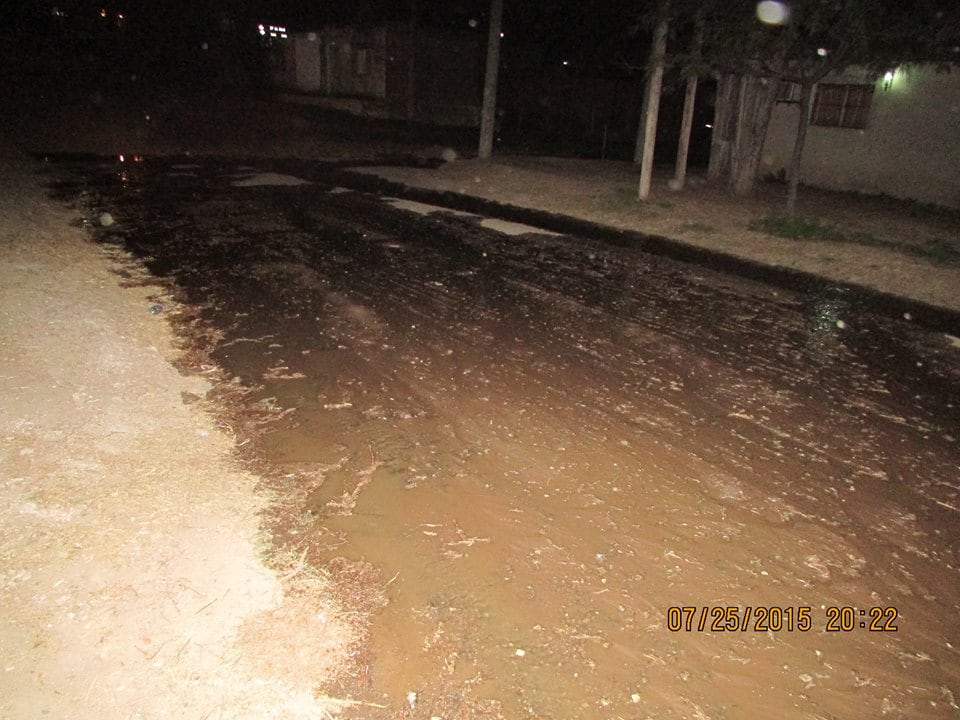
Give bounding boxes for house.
[270,25,483,127]
[762,64,960,209]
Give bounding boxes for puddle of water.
[232,172,311,187]
[383,197,560,237]
[383,197,475,218]
[478,217,560,236]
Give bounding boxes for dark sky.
[251,0,648,72]
[256,0,644,39]
[6,0,653,81]
[14,0,646,45]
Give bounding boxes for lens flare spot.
[757,1,790,25]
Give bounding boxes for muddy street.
[48,155,960,719]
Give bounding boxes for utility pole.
[478,0,504,159]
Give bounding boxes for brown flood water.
[69,159,960,720]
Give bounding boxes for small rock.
[149,304,164,315]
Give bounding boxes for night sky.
[7,0,652,75]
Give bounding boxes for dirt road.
[42,154,960,719]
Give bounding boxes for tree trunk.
[707,73,738,183]
[637,2,670,200]
[728,75,779,196]
[478,0,504,160]
[786,81,813,215]
[672,20,703,190]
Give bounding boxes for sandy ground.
[355,157,960,315]
[0,152,363,718]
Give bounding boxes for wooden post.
[478,0,504,160]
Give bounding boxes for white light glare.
[817,47,828,57]
[883,70,894,82]
[562,60,569,66]
[756,1,790,25]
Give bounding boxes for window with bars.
[811,83,874,129]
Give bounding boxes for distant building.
[762,64,960,209]
[270,25,483,127]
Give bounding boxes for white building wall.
[762,65,960,209]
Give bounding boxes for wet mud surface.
[46,155,960,719]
